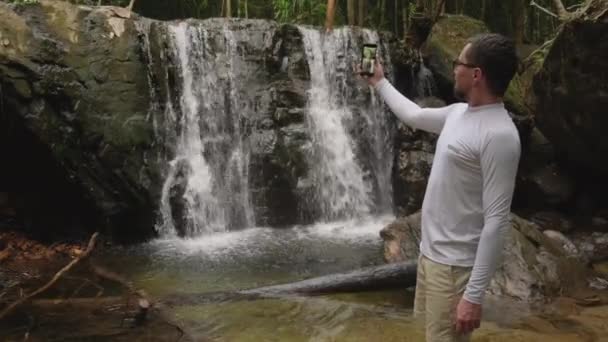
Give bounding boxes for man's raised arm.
[373,78,461,134]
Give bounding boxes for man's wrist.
[462,292,482,306]
[371,77,386,88]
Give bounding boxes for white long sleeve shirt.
[375,79,520,304]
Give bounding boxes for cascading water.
[298,27,394,221]
[360,30,395,215]
[155,22,254,237]
[414,55,438,98]
[149,20,395,237]
[106,22,403,340]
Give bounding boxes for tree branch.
[551,0,571,19]
[530,0,559,18]
[433,0,447,25]
[0,233,99,321]
[126,0,136,12]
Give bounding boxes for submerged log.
[244,261,418,296]
[162,261,418,306]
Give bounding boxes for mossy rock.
[0,0,159,241]
[424,14,489,102]
[504,42,549,118]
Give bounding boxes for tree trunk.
[348,0,356,25]
[433,0,446,23]
[244,262,417,296]
[325,0,337,31]
[481,0,487,21]
[226,0,232,18]
[358,0,365,26]
[402,0,408,40]
[126,0,136,11]
[245,0,248,18]
[551,0,570,19]
[162,262,418,306]
[394,0,399,35]
[379,0,386,28]
[513,0,526,44]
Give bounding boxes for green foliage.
[273,0,327,25]
[11,0,584,46]
[60,0,131,6]
[5,0,39,4]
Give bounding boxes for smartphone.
[360,44,378,76]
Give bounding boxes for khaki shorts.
[413,255,472,342]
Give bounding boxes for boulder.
[0,1,161,241]
[424,15,488,104]
[424,14,533,142]
[533,0,608,178]
[380,211,422,263]
[380,212,591,301]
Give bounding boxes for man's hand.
[455,297,482,335]
[355,60,385,87]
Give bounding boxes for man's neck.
[466,91,502,107]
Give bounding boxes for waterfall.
[361,30,394,215]
[155,22,254,237]
[298,27,394,221]
[414,55,438,98]
[148,20,395,237]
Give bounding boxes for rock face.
[380,213,590,301]
[533,0,608,178]
[391,97,441,216]
[0,1,161,240]
[0,1,407,238]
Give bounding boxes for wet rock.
[543,230,581,260]
[380,211,421,263]
[380,213,590,301]
[570,232,608,263]
[247,25,312,227]
[391,97,441,216]
[528,211,574,233]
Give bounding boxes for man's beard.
[454,86,467,101]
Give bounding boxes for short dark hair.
[466,33,518,97]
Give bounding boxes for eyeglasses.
[452,59,478,69]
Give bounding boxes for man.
[363,33,520,341]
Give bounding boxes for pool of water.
[96,215,608,341]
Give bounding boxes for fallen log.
[244,261,418,296]
[163,261,417,306]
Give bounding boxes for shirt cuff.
[462,291,483,305]
[373,77,388,91]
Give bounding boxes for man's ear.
[473,68,482,80]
